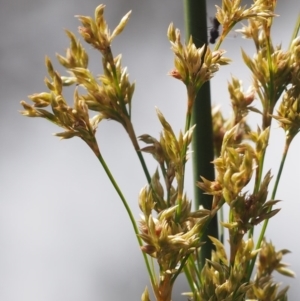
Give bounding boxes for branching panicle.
[20,2,298,301]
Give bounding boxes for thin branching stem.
[176,88,195,222]
[102,45,152,185]
[246,135,292,281]
[93,146,156,287]
[182,264,197,298]
[214,23,236,51]
[289,13,300,48]
[136,149,152,183]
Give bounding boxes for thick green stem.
[184,0,218,267]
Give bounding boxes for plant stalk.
[87,139,156,288]
[183,0,218,267]
[246,136,292,281]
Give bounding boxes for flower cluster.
[20,57,101,155]
[138,109,211,301]
[167,23,230,101]
[20,2,298,301]
[215,0,276,46]
[272,37,300,141]
[20,5,138,155]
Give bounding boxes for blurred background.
[0,0,299,300]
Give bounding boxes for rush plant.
[20,1,299,300]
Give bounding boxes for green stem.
[253,148,267,197]
[249,27,275,236]
[136,148,151,183]
[270,139,292,200]
[176,90,194,222]
[182,264,198,299]
[184,0,218,267]
[219,205,225,244]
[246,136,292,281]
[265,27,275,129]
[89,141,156,288]
[103,47,152,185]
[125,119,152,184]
[289,13,300,48]
[184,93,193,133]
[249,149,267,240]
[187,255,201,290]
[171,254,190,285]
[214,23,236,51]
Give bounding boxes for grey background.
[0,0,299,300]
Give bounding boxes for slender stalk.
[270,138,292,200]
[103,46,152,185]
[253,150,267,194]
[246,136,292,281]
[249,26,275,238]
[171,254,192,285]
[183,0,218,267]
[289,13,300,48]
[176,90,194,222]
[187,255,201,290]
[125,118,152,183]
[136,148,152,183]
[214,23,236,51]
[88,140,156,288]
[253,26,275,191]
[265,29,275,127]
[182,264,197,298]
[219,203,225,244]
